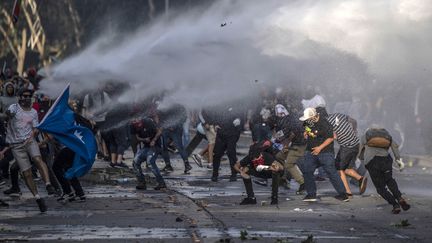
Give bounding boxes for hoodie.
[0,82,18,114]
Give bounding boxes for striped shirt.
[327,113,359,148]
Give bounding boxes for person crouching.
[234,141,284,205]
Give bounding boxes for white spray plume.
[39,0,432,108]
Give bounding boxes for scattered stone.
[175,217,183,222]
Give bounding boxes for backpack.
[365,128,392,148]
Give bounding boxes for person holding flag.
[37,85,97,203]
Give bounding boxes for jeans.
[162,127,189,165]
[133,146,164,185]
[303,152,346,196]
[366,156,402,205]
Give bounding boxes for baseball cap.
[299,107,317,121]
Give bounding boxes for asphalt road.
[1,147,431,242]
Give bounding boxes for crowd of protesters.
[0,67,414,214]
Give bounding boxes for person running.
[5,89,56,212]
[327,113,367,197]
[359,126,410,214]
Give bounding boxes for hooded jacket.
[0,82,18,115]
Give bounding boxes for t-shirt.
[6,104,38,144]
[327,113,359,148]
[131,118,159,147]
[305,117,334,154]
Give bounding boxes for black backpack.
[365,128,392,148]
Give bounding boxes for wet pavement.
[1,140,432,242]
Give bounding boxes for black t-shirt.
[305,117,334,154]
[131,118,159,147]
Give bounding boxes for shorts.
[205,125,217,144]
[335,145,359,170]
[10,139,41,172]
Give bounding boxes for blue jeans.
[133,147,164,185]
[162,127,189,165]
[303,152,346,196]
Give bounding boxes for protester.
[234,140,284,205]
[326,113,368,196]
[359,126,410,214]
[299,107,349,202]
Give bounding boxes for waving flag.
[37,84,97,179]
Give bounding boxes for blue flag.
[37,85,97,179]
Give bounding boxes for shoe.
[398,198,411,211]
[57,193,75,204]
[167,145,178,153]
[4,187,21,197]
[184,163,192,174]
[302,194,318,202]
[109,162,117,168]
[270,197,278,205]
[347,193,353,198]
[392,204,401,214]
[296,183,306,195]
[359,177,368,195]
[154,183,167,190]
[116,162,129,168]
[229,174,237,182]
[36,198,47,212]
[206,163,213,170]
[315,176,326,181]
[211,176,218,182]
[46,184,56,195]
[136,182,147,190]
[0,199,8,207]
[191,154,203,167]
[76,195,86,202]
[335,193,350,202]
[253,178,268,187]
[162,165,174,173]
[239,197,257,205]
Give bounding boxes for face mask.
[19,98,32,108]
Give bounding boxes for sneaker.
[184,163,192,174]
[392,204,401,214]
[167,145,178,153]
[162,165,174,173]
[359,177,368,195]
[211,176,218,182]
[239,197,257,205]
[302,194,318,202]
[0,199,8,207]
[270,197,278,205]
[334,193,350,202]
[296,183,306,195]
[4,187,21,197]
[36,198,47,212]
[229,174,237,182]
[154,183,167,190]
[57,193,75,204]
[206,163,213,170]
[46,184,56,195]
[109,162,117,168]
[191,154,203,167]
[136,182,147,190]
[116,162,129,169]
[76,195,86,202]
[315,176,326,181]
[398,198,411,211]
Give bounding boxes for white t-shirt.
[6,104,39,144]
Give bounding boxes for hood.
[3,82,16,97]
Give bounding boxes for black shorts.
[335,145,359,170]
